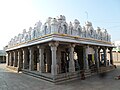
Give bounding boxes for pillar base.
[51,65,57,76]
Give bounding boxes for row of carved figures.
[8,15,111,48]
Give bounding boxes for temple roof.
[6,15,113,51]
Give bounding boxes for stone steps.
[7,65,116,84]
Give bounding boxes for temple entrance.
[61,51,69,73]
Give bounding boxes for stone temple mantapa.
[6,15,115,83]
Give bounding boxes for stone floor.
[0,63,120,90]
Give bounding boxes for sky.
[0,0,120,50]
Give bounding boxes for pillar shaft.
[9,52,12,66]
[23,48,27,69]
[51,47,57,75]
[94,47,99,69]
[98,48,101,66]
[37,46,45,73]
[11,52,14,66]
[6,52,9,66]
[49,42,59,76]
[109,48,113,65]
[28,47,34,71]
[13,51,17,67]
[17,50,22,71]
[103,48,107,66]
[69,44,75,72]
[83,46,89,70]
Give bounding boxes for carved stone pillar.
[17,50,22,71]
[57,48,61,74]
[103,47,107,66]
[8,52,11,66]
[28,47,34,71]
[37,46,45,73]
[9,52,12,66]
[13,51,17,67]
[83,45,89,70]
[49,42,59,76]
[11,52,14,66]
[109,48,113,65]
[94,47,99,69]
[6,52,9,66]
[22,48,28,69]
[98,48,101,66]
[69,44,75,72]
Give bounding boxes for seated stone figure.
[84,21,95,38]
[31,28,36,39]
[17,33,23,44]
[42,17,52,35]
[57,15,68,34]
[34,20,42,37]
[31,21,42,39]
[73,19,82,37]
[102,29,108,41]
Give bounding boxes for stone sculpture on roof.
[7,15,111,48]
[57,15,68,34]
[73,19,82,36]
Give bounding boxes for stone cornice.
[6,33,115,51]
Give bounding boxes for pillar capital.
[83,45,90,48]
[37,45,44,49]
[22,47,27,51]
[93,46,99,49]
[108,47,113,50]
[69,44,76,48]
[28,46,34,50]
[17,49,22,53]
[101,47,107,50]
[49,42,59,47]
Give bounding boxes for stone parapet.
[7,15,111,49]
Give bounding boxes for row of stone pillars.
[6,42,113,76]
[6,42,61,76]
[83,46,113,70]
